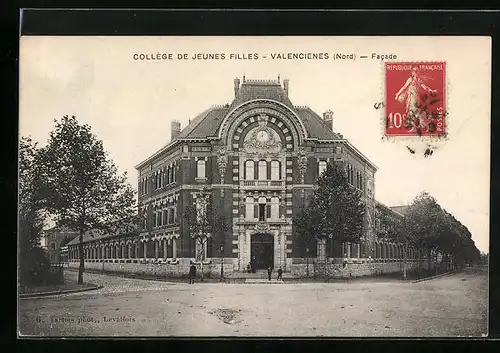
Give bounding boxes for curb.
[19,285,103,299]
[411,270,459,283]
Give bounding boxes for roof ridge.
[243,79,280,85]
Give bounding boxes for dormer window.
[318,161,327,176]
[197,160,206,179]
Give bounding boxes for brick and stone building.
[67,77,428,277]
[41,226,78,263]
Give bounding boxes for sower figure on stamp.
[277,267,283,281]
[394,67,438,133]
[189,262,197,284]
[267,265,272,281]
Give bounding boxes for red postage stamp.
[385,62,447,137]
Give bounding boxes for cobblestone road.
[18,268,488,337]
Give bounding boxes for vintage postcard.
[18,36,490,337]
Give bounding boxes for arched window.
[258,161,267,180]
[197,160,206,179]
[271,161,280,180]
[318,161,327,176]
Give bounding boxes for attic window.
[197,160,206,179]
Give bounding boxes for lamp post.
[220,244,224,281]
[306,247,310,278]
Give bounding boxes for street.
[18,267,488,337]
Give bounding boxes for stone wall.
[69,257,437,279]
[290,259,433,278]
[68,260,238,278]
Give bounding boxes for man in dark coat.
[189,263,197,284]
[277,267,283,281]
[267,266,272,281]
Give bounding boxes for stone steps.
[245,279,284,284]
[226,271,295,279]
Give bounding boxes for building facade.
[41,226,78,263]
[66,77,425,276]
[134,77,384,272]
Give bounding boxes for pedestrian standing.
[277,267,283,281]
[267,266,272,281]
[189,263,197,284]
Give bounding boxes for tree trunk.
[200,239,205,282]
[403,242,407,280]
[418,248,422,277]
[428,248,432,275]
[78,229,84,284]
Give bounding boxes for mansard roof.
[294,106,340,140]
[172,79,340,141]
[229,79,295,111]
[176,106,229,139]
[389,205,410,215]
[136,78,364,169]
[376,201,405,218]
[66,221,138,246]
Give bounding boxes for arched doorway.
[251,233,274,271]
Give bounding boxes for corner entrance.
[251,233,274,271]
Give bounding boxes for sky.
[19,36,491,253]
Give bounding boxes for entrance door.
[251,233,274,270]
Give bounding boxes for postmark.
[384,62,447,138]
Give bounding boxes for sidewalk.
[19,282,102,298]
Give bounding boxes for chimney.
[234,78,240,96]
[171,120,181,141]
[323,110,335,132]
[283,79,289,96]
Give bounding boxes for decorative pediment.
[254,222,271,233]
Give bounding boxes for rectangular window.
[246,198,254,221]
[271,197,280,220]
[259,204,266,221]
[318,161,327,176]
[266,204,271,219]
[258,161,267,180]
[197,160,206,179]
[167,241,173,258]
[51,242,56,250]
[245,160,254,180]
[169,207,175,224]
[270,161,280,180]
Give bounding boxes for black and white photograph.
[18,35,490,337]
